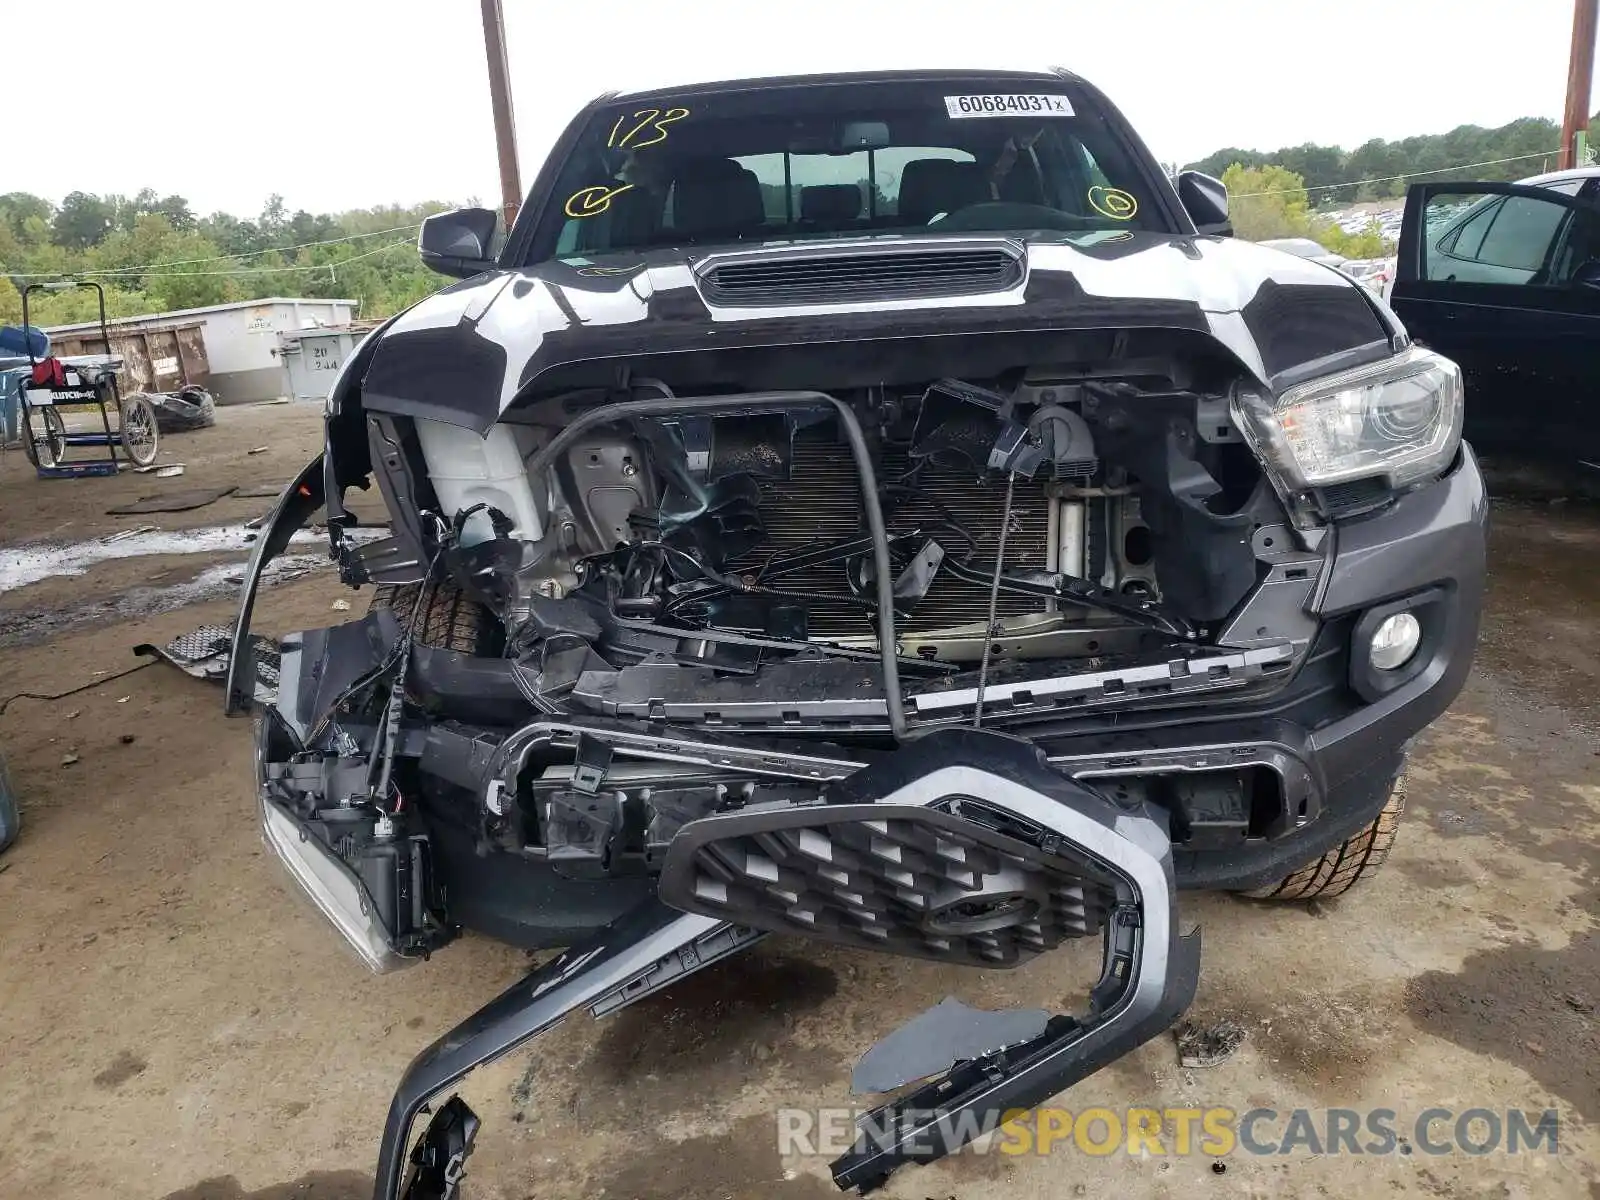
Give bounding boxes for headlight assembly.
[1232,347,1463,494]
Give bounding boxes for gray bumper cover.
[374,729,1198,1199]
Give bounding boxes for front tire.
[368,581,502,655]
[1242,776,1406,901]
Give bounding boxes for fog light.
[1369,612,1422,671]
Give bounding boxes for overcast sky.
[17,0,1598,217]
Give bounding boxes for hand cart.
[19,281,158,478]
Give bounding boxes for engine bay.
[270,362,1322,920]
[410,364,1277,691]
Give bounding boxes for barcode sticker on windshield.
[945,94,1074,118]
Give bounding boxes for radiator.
[729,434,1053,638]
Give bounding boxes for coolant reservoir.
[414,419,544,547]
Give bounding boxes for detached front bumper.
[371,728,1198,1200]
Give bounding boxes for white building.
[46,297,358,404]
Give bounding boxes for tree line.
[1189,115,1596,204]
[1189,113,1599,254]
[5,112,1596,323]
[0,190,455,327]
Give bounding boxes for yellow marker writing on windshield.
[1087,186,1138,221]
[564,184,635,219]
[607,106,690,150]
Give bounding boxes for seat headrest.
[897,159,990,226]
[671,158,766,239]
[799,184,863,223]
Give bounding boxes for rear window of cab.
[529,78,1169,262]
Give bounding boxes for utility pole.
[480,0,522,227]
[1559,0,1597,169]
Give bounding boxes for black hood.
[360,231,1398,433]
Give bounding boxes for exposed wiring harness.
[302,509,463,796]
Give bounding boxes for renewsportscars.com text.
[776,1105,1560,1159]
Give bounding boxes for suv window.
[1476,196,1567,271]
[731,147,975,222]
[1441,198,1500,259]
[524,78,1167,262]
[1424,188,1600,286]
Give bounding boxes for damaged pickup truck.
[228,68,1486,1199]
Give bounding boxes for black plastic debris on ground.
[107,486,237,515]
[1173,1018,1247,1068]
[852,996,1053,1094]
[135,624,279,707]
[148,386,216,433]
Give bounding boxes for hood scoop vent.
[695,240,1024,308]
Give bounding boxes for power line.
[8,238,414,281]
[2,222,422,280]
[118,238,413,277]
[68,222,420,274]
[1226,149,1560,198]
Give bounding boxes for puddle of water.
[140,554,326,607]
[0,525,383,594]
[0,553,331,649]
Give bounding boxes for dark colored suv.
[1390,166,1600,468]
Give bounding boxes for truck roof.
[609,66,1085,105]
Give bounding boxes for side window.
[1078,143,1113,189]
[1424,190,1573,285]
[1551,202,1600,285]
[554,219,581,256]
[1475,196,1566,271]
[1439,198,1500,258]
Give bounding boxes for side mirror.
[1175,171,1231,237]
[419,207,499,279]
[1573,259,1600,290]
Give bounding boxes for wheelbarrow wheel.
[120,393,160,467]
[22,407,68,468]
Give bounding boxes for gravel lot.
[0,404,1595,1199]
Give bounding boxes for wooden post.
[1559,0,1598,169]
[480,0,522,227]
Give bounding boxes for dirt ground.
[0,405,1596,1200]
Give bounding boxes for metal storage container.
[278,323,378,402]
[44,321,210,395]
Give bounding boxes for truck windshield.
[524,77,1170,262]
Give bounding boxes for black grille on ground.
[727,434,1053,639]
[663,803,1115,967]
[698,246,1023,307]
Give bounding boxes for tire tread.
[369,580,494,654]
[1243,776,1405,901]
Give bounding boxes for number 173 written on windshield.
[608,107,690,150]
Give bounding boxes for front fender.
[224,453,326,715]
